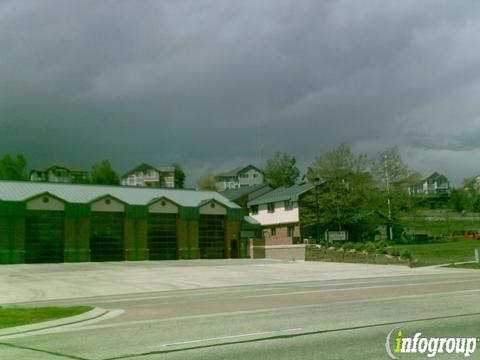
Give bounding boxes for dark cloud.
[1,0,480,185]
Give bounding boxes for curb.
[0,307,108,338]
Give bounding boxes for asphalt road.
[0,261,479,359]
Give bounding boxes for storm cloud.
[1,0,480,185]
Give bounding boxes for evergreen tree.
[172,163,186,189]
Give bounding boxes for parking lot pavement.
[0,259,462,305]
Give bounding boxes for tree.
[371,146,410,240]
[372,146,408,185]
[90,160,120,185]
[304,144,379,239]
[197,169,216,190]
[172,163,186,189]
[460,176,480,212]
[264,152,300,188]
[0,154,28,180]
[449,189,467,213]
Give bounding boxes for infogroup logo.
[385,327,478,359]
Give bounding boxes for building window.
[284,200,293,210]
[287,226,294,237]
[250,205,258,215]
[239,173,248,178]
[253,173,259,178]
[271,227,276,236]
[267,203,275,213]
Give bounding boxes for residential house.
[214,165,264,191]
[30,164,88,184]
[247,183,314,246]
[463,175,480,193]
[407,172,450,196]
[121,163,175,188]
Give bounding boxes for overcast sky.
[1,0,480,186]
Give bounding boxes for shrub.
[401,250,412,260]
[377,240,388,248]
[365,243,377,254]
[354,242,365,252]
[389,248,400,257]
[343,242,354,250]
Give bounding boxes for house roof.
[418,171,447,182]
[30,164,87,173]
[215,164,263,178]
[121,163,175,179]
[248,183,314,206]
[220,183,272,201]
[0,181,240,208]
[420,172,439,181]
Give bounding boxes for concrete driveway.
[0,259,458,305]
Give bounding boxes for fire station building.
[0,181,247,264]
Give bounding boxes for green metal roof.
[0,181,240,208]
[241,215,262,230]
[220,183,272,201]
[247,183,314,207]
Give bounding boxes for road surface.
[0,260,478,359]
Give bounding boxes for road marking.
[159,328,303,348]
[240,279,480,298]
[102,312,480,360]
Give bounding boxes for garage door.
[90,212,124,262]
[198,215,225,259]
[148,213,177,260]
[25,211,64,263]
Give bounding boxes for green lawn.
[447,262,480,269]
[0,306,92,329]
[401,219,480,237]
[395,240,480,266]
